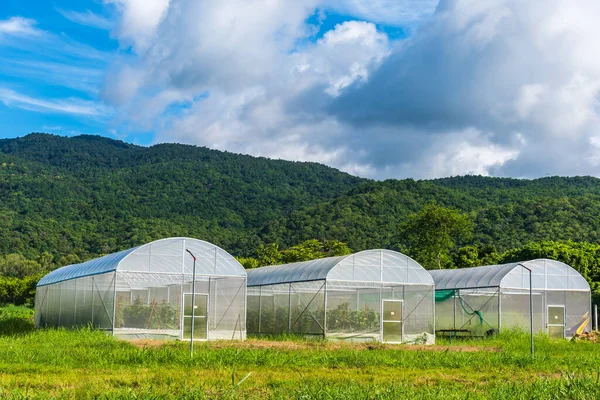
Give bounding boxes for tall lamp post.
[186,249,197,357]
[518,263,534,358]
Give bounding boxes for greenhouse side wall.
[114,273,246,340]
[435,288,499,337]
[34,272,116,330]
[209,276,247,340]
[247,281,326,336]
[500,289,545,333]
[500,289,591,337]
[326,282,434,343]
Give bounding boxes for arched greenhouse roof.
[430,259,590,291]
[246,249,433,287]
[37,237,245,287]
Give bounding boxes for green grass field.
[0,306,599,399]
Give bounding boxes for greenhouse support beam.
[518,263,534,358]
[186,249,197,357]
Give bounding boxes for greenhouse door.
[182,293,208,340]
[382,300,403,343]
[547,305,565,339]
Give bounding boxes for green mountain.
[261,176,600,252]
[2,133,600,264]
[0,133,363,259]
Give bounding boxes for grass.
[0,307,599,399]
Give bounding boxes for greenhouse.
[246,250,435,344]
[430,259,591,339]
[34,237,247,341]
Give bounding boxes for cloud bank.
[102,0,600,179]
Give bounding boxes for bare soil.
[128,338,500,352]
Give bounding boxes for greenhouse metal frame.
[246,250,435,344]
[430,259,591,339]
[35,237,247,341]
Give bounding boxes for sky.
[1,0,600,180]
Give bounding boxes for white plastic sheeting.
[247,250,434,286]
[35,238,247,341]
[431,259,591,338]
[430,259,590,291]
[246,249,435,344]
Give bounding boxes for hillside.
[1,133,600,264]
[0,133,363,259]
[262,176,600,252]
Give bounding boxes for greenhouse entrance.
[182,293,208,340]
[547,305,565,339]
[382,300,403,343]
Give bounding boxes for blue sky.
[0,0,136,142]
[0,1,413,146]
[1,1,599,180]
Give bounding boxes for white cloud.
[0,88,110,116]
[0,15,112,121]
[293,21,389,96]
[0,17,40,37]
[57,9,114,30]
[332,0,600,178]
[101,0,600,179]
[0,58,103,94]
[104,0,170,51]
[326,0,439,26]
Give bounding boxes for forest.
[0,133,599,304]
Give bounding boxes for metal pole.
[518,264,534,358]
[186,249,197,357]
[529,268,534,358]
[595,304,598,331]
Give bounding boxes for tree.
[236,257,260,269]
[256,243,282,266]
[399,204,474,269]
[452,244,501,269]
[281,239,352,263]
[0,254,42,279]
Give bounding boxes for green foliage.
[0,134,599,307]
[326,302,378,333]
[235,257,260,269]
[0,253,44,279]
[0,275,41,305]
[281,239,352,263]
[400,204,474,269]
[245,239,353,267]
[116,298,179,330]
[0,304,34,335]
[0,133,361,260]
[452,244,502,269]
[256,243,282,266]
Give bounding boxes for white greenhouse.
[34,237,247,341]
[246,250,435,344]
[430,259,591,339]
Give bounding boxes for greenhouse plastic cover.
[37,237,246,286]
[430,259,590,291]
[247,249,433,286]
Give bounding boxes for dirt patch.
[209,340,309,351]
[571,331,599,343]
[397,344,501,353]
[152,339,500,353]
[129,340,168,349]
